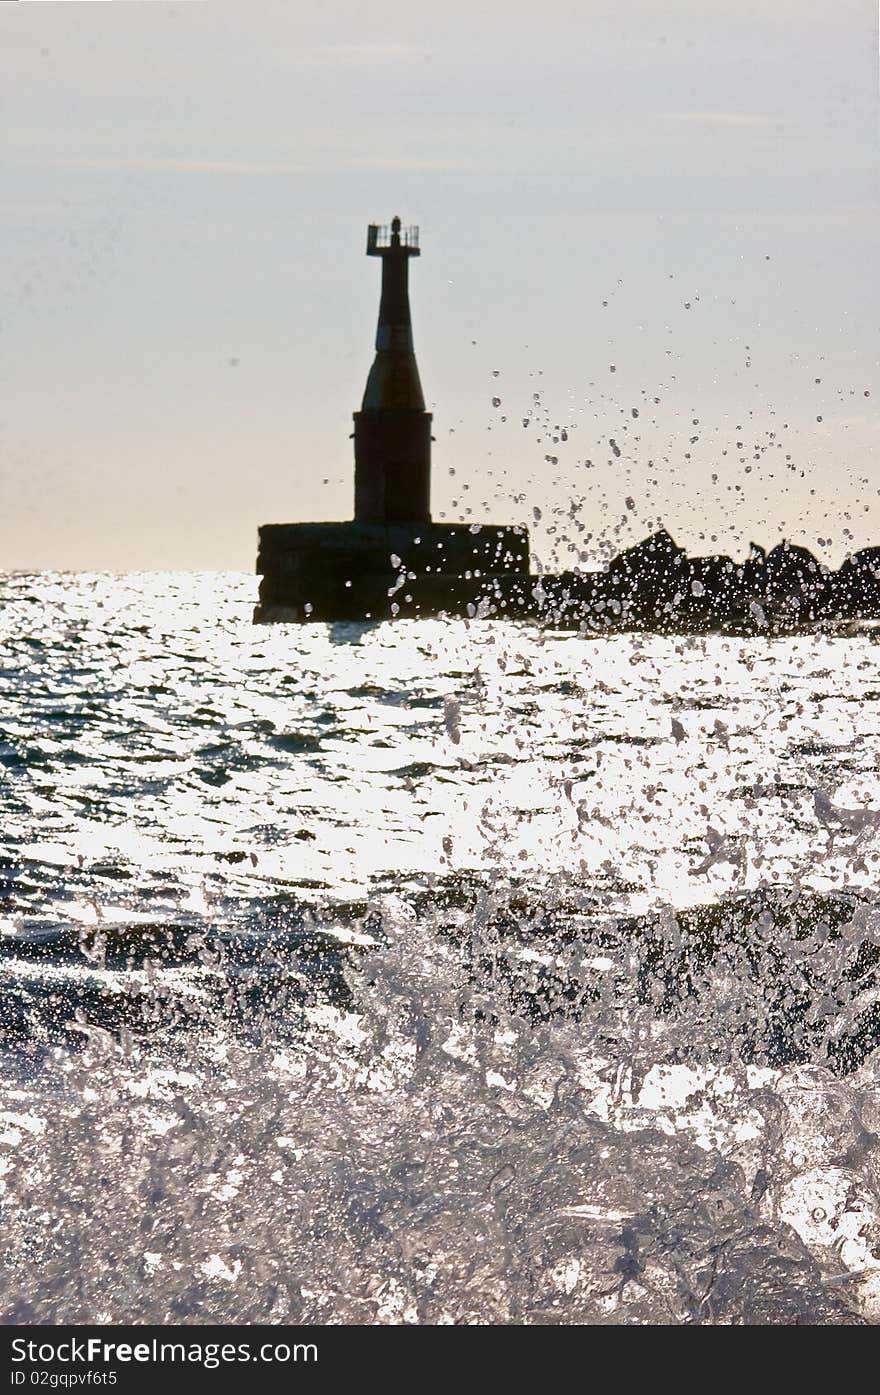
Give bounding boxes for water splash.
[1,572,879,1323]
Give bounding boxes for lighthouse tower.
[353,217,432,524]
[254,214,529,623]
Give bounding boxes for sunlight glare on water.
[1,571,879,1323]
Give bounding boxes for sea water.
[1,570,879,1324]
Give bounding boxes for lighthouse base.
[254,520,531,623]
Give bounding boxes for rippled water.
[2,571,880,1324]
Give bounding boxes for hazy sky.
[2,1,878,571]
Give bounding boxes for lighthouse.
[254,215,530,623]
[354,217,432,524]
[245,219,880,633]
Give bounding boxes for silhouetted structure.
[354,219,431,525]
[255,217,529,623]
[255,218,880,633]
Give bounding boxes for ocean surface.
[1,570,880,1324]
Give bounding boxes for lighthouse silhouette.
[354,217,432,525]
[254,216,880,631]
[254,216,529,623]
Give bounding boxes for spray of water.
[1,575,880,1323]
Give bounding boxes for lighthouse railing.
[366,224,420,252]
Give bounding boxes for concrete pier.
[254,521,530,623]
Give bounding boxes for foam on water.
[1,572,879,1323]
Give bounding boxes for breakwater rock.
[254,523,880,633]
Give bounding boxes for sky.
[2,0,878,572]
